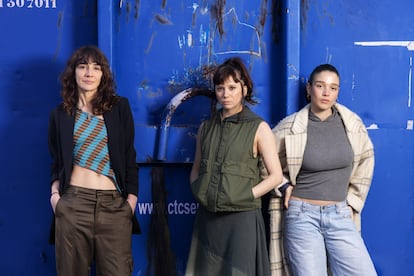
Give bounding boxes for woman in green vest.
[185,57,283,276]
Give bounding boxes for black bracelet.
[278,183,291,195]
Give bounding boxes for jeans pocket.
[284,204,302,220]
[339,204,353,219]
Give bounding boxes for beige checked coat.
[267,103,375,276]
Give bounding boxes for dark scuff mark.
[155,13,172,25]
[211,0,226,38]
[145,32,157,54]
[126,1,131,23]
[192,9,197,27]
[57,11,63,27]
[301,0,309,29]
[259,0,268,30]
[271,0,282,43]
[134,0,140,20]
[53,11,64,61]
[162,0,167,9]
[323,8,335,25]
[167,65,216,95]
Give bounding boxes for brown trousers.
[54,185,133,276]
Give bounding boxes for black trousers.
[55,185,133,276]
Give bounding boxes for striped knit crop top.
[73,109,117,185]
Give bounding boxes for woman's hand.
[50,193,60,213]
[348,205,354,220]
[127,194,138,215]
[284,185,293,209]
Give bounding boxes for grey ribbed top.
[292,108,353,201]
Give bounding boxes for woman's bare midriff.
[70,164,116,190]
[290,196,338,206]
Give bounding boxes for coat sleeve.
[346,124,375,214]
[121,98,139,196]
[48,108,60,186]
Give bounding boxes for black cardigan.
[47,97,141,243]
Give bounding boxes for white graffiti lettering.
[137,200,199,215]
[0,0,57,8]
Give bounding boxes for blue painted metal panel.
[0,1,97,275]
[101,0,273,163]
[1,0,413,275]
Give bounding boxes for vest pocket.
[190,159,209,206]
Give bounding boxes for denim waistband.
[288,199,347,212]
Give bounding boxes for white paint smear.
[366,124,379,130]
[354,41,414,51]
[409,57,412,108]
[407,120,413,130]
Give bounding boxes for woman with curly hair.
[48,45,140,276]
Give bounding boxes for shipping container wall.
[0,0,413,275]
[0,1,98,275]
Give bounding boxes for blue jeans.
[284,199,377,276]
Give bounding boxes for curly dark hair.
[60,45,120,115]
[212,57,257,105]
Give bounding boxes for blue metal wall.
[0,1,98,275]
[0,0,413,275]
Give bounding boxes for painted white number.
[2,0,56,8]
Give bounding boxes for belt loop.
[335,201,342,213]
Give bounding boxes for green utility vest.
[191,107,263,212]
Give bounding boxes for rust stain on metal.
[192,10,197,27]
[134,0,140,20]
[57,11,63,28]
[211,0,226,37]
[188,88,214,100]
[301,0,309,28]
[145,32,157,54]
[126,1,131,22]
[259,0,268,28]
[155,13,172,25]
[54,11,64,61]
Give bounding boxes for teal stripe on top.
[73,110,119,191]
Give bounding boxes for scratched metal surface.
[105,0,273,164]
[0,0,413,275]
